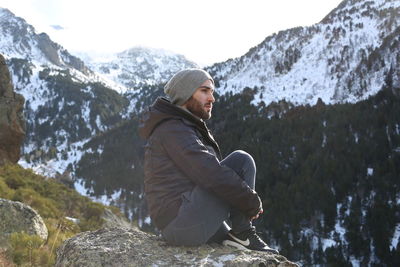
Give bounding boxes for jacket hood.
[138,97,205,139]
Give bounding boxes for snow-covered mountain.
[0,8,126,176]
[0,8,89,75]
[209,0,400,107]
[0,7,200,179]
[82,47,198,92]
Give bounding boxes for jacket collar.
[140,97,221,158]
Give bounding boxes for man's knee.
[223,150,256,189]
[231,150,256,168]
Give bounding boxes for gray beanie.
[164,68,214,106]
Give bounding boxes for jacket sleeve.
[157,119,262,218]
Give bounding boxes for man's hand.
[251,209,263,220]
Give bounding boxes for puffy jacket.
[138,97,262,229]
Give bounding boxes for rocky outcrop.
[0,198,48,248]
[0,54,25,166]
[55,227,299,267]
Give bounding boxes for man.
[139,68,278,253]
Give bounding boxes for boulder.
[56,227,299,267]
[0,54,25,166]
[0,198,48,248]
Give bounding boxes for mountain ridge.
[83,46,198,92]
[0,8,89,74]
[208,0,400,107]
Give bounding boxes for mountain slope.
[0,7,131,177]
[208,0,400,107]
[0,8,195,179]
[212,83,400,266]
[0,8,89,74]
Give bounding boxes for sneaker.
[222,229,279,254]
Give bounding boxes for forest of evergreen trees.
[76,78,400,266]
[210,83,399,266]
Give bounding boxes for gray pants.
[162,150,256,246]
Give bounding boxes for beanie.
[164,68,214,106]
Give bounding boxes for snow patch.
[391,224,400,250]
[19,138,90,178]
[322,134,327,148]
[354,133,359,143]
[73,179,122,206]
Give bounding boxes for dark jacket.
[138,97,262,230]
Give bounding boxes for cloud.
[50,25,64,30]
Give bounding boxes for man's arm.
[158,119,262,218]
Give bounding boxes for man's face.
[183,80,215,120]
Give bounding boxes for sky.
[1,0,343,66]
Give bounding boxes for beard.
[186,97,212,120]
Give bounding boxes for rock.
[55,227,299,267]
[0,198,48,248]
[0,54,25,166]
[101,208,133,229]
